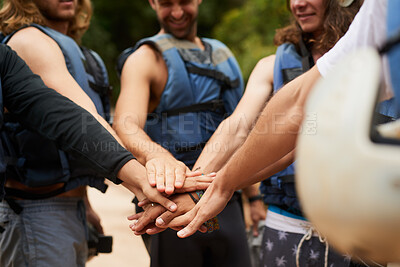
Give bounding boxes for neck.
[45,20,70,35]
[310,31,323,61]
[159,29,204,50]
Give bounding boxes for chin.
[301,25,319,34]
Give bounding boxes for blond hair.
[0,0,92,42]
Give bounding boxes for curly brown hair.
[0,0,92,42]
[274,0,363,55]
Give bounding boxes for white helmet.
[296,48,400,264]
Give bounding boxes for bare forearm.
[238,150,295,189]
[114,123,171,165]
[215,67,321,192]
[193,116,250,174]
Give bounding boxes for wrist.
[212,177,235,202]
[215,167,236,195]
[248,194,263,203]
[118,160,146,189]
[145,149,171,163]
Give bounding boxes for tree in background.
[213,0,291,81]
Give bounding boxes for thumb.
[176,210,207,238]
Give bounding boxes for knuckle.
[156,173,165,179]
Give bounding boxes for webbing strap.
[161,99,225,117]
[298,37,314,72]
[186,66,240,89]
[282,68,303,84]
[88,81,111,97]
[264,175,295,187]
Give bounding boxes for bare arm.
[7,28,177,211]
[113,45,194,195]
[192,55,275,174]
[8,28,119,143]
[239,149,295,189]
[168,65,322,238]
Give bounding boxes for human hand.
[160,180,234,238]
[145,156,199,195]
[249,199,266,236]
[118,159,177,212]
[128,193,203,235]
[137,172,216,207]
[174,172,216,193]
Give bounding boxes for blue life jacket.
[387,0,400,115]
[117,34,243,167]
[262,38,399,216]
[0,24,112,198]
[260,43,310,215]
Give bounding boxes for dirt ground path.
[87,182,150,267]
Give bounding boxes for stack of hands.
[123,158,217,237]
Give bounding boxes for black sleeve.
[0,44,134,183]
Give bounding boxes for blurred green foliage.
[213,0,291,81]
[63,1,292,102]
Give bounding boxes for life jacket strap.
[186,66,240,89]
[88,81,112,97]
[282,68,303,84]
[264,175,295,189]
[161,99,225,117]
[298,37,314,72]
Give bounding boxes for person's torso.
[118,34,244,167]
[0,24,111,196]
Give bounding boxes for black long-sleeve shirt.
[0,44,134,184]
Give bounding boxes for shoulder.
[121,43,167,85]
[256,54,276,67]
[251,55,275,83]
[123,44,163,70]
[203,38,228,49]
[276,43,297,54]
[7,26,61,57]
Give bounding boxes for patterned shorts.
[259,210,375,267]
